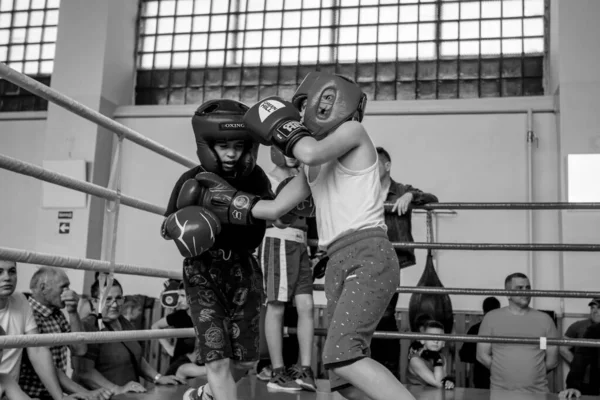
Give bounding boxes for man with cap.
[560,319,600,398]
[255,148,316,392]
[160,99,273,400]
[557,298,600,397]
[561,298,600,366]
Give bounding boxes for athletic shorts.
[322,227,400,392]
[182,248,263,364]
[258,228,312,303]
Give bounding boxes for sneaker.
[288,364,317,392]
[257,364,272,382]
[267,367,303,392]
[183,384,213,400]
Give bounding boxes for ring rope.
[307,239,600,251]
[0,328,194,349]
[2,327,598,350]
[5,154,600,220]
[0,246,181,280]
[287,328,600,348]
[0,62,196,168]
[5,153,600,221]
[409,202,600,210]
[312,284,600,299]
[0,153,165,216]
[6,242,599,298]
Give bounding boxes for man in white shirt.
[0,259,71,400]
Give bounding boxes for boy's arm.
[291,120,366,166]
[252,171,312,221]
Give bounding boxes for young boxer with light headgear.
[160,99,273,400]
[189,73,415,400]
[254,147,316,392]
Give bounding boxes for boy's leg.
[255,241,271,379]
[201,358,236,400]
[324,235,415,400]
[293,247,314,367]
[230,360,258,381]
[265,301,286,369]
[255,302,272,381]
[182,258,237,400]
[282,302,300,366]
[259,236,303,391]
[294,293,314,366]
[333,358,414,400]
[288,246,317,391]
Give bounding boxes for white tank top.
[305,158,386,248]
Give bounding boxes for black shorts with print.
[182,248,264,364]
[323,227,400,392]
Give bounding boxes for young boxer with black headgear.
[160,99,272,400]
[187,73,415,400]
[254,147,316,392]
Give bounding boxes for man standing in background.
[372,146,439,378]
[477,273,559,393]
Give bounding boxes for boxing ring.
[2,61,600,400]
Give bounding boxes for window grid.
[135,0,547,105]
[0,0,60,112]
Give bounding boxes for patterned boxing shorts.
[322,227,401,392]
[182,248,264,364]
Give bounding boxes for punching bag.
[408,213,454,334]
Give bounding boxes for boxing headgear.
[191,99,259,177]
[160,279,185,309]
[293,72,367,138]
[270,147,286,167]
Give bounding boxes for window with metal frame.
[0,0,60,112]
[135,0,547,105]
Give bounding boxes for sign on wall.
[58,222,70,234]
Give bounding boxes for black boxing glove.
[176,178,203,209]
[163,206,221,258]
[160,218,171,240]
[421,350,444,367]
[243,96,311,158]
[194,172,260,225]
